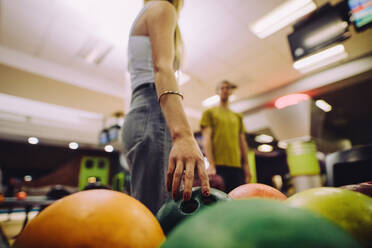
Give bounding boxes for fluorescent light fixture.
[258,144,274,152]
[304,21,348,48]
[275,93,310,109]
[175,71,191,85]
[69,142,79,150]
[85,44,112,64]
[250,0,316,39]
[104,145,114,153]
[315,99,332,112]
[77,38,113,64]
[202,95,220,107]
[28,137,39,145]
[255,134,274,143]
[293,44,348,73]
[202,95,238,108]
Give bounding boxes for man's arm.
[202,127,216,175]
[239,133,251,183]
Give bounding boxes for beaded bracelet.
[158,90,184,103]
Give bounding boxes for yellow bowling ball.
[286,187,372,247]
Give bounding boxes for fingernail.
[174,192,180,200]
[183,192,190,201]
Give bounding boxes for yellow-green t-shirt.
[200,107,246,168]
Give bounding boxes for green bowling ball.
[286,187,372,248]
[156,187,231,235]
[162,199,361,248]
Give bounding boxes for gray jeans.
[122,83,172,214]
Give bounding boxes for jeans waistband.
[133,83,155,95]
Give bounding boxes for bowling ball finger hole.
[180,199,199,214]
[201,195,217,206]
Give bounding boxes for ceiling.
[0,0,371,149]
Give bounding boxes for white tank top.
[127,3,155,91]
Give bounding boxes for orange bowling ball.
[14,189,165,248]
[228,183,287,201]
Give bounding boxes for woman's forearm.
[155,68,193,141]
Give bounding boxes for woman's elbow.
[153,62,173,74]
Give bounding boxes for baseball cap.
[216,80,237,92]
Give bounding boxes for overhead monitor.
[98,129,109,145]
[108,125,121,142]
[347,0,372,31]
[288,3,350,61]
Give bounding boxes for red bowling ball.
[228,183,287,201]
[341,181,372,198]
[193,174,225,192]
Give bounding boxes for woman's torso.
[127,3,156,91]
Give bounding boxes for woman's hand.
[166,135,210,201]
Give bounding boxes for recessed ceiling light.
[104,145,114,153]
[28,137,39,145]
[24,175,32,182]
[255,134,274,143]
[258,144,274,152]
[69,142,79,150]
[315,99,332,112]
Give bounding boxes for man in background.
[200,80,251,193]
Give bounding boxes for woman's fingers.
[167,139,211,201]
[197,160,210,197]
[183,160,195,201]
[171,160,184,199]
[166,158,176,192]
